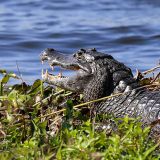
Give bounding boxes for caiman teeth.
[58,72,62,78]
[42,69,67,81]
[42,69,49,79]
[50,65,54,71]
[45,69,48,74]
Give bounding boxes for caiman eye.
[73,50,83,57]
[77,52,83,56]
[73,49,87,60]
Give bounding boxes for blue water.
[0,0,160,83]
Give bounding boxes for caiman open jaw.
[40,48,92,93]
[40,48,160,135]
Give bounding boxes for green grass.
[0,69,160,160]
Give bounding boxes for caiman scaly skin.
[40,48,160,134]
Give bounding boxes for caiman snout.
[40,48,56,62]
[40,48,85,71]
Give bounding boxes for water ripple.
[0,0,160,83]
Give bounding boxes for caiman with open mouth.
[40,48,160,135]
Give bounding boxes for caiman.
[40,48,160,135]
